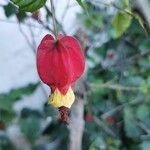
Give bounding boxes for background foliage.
[0,0,150,150]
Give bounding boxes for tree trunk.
[68,78,87,150]
[68,28,88,150]
[68,99,84,150]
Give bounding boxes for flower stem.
[50,0,58,40]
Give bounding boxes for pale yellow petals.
[48,87,75,108]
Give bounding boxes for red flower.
[37,34,85,123]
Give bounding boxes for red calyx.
[58,106,70,124]
[37,34,85,94]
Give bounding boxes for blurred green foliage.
[0,0,150,150]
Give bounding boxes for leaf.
[89,136,106,150]
[16,11,27,22]
[120,0,129,8]
[76,0,87,12]
[135,14,149,35]
[83,12,103,29]
[0,83,38,112]
[0,133,15,150]
[140,77,150,94]
[136,104,150,120]
[20,116,40,143]
[11,0,46,12]
[112,11,132,38]
[3,3,17,17]
[0,110,15,126]
[124,107,142,138]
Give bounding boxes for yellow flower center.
[48,87,75,108]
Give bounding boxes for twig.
[88,0,134,17]
[28,21,36,51]
[18,23,34,50]
[102,47,150,71]
[90,83,139,91]
[113,3,134,17]
[44,5,66,35]
[50,0,58,39]
[94,116,117,138]
[18,23,48,99]
[101,97,144,120]
[7,0,19,9]
[135,120,150,135]
[88,0,150,29]
[0,18,44,29]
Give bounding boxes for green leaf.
[112,11,132,38]
[76,0,87,12]
[136,104,150,120]
[20,116,40,143]
[16,11,27,22]
[124,107,142,138]
[83,12,103,29]
[12,0,46,12]
[140,77,150,94]
[0,110,15,126]
[0,134,15,150]
[3,3,17,17]
[89,136,106,150]
[14,0,35,8]
[120,0,129,8]
[0,83,38,112]
[135,14,149,35]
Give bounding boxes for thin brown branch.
[88,0,149,29]
[28,21,36,51]
[94,116,117,138]
[44,5,66,35]
[0,18,44,29]
[90,83,139,91]
[50,0,58,39]
[18,23,48,99]
[135,120,150,135]
[18,23,34,50]
[101,97,144,120]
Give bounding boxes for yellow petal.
[48,87,75,108]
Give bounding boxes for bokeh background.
[0,0,150,150]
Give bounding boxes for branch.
[135,120,150,135]
[88,0,149,29]
[101,97,144,120]
[90,83,139,91]
[87,0,134,17]
[50,0,58,39]
[18,23,48,99]
[94,116,117,138]
[0,18,43,29]
[18,23,34,51]
[45,5,66,35]
[31,16,54,33]
[7,0,19,9]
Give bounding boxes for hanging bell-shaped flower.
[37,34,85,123]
